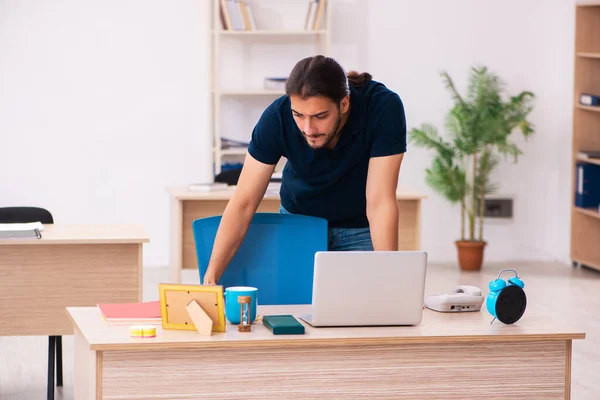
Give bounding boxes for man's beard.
[303,113,342,149]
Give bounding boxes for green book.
[262,315,305,335]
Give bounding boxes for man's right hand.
[203,274,217,285]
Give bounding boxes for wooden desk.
[68,304,584,399]
[0,224,149,336]
[167,186,426,282]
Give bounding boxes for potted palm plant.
[409,66,535,271]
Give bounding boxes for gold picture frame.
[158,283,226,332]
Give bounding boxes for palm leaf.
[440,71,466,108]
[444,109,462,138]
[485,181,499,196]
[425,158,467,204]
[495,141,522,162]
[408,124,455,161]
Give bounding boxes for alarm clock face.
[495,285,527,324]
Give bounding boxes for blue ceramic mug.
[224,286,258,324]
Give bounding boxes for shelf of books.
[210,0,330,177]
[571,3,600,271]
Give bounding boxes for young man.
[203,55,406,284]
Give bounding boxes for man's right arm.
[202,153,276,284]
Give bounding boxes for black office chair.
[0,207,62,399]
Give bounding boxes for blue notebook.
[262,315,305,335]
[575,162,600,208]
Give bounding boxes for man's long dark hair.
[285,55,372,104]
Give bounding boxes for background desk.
[167,186,426,282]
[0,224,149,336]
[68,304,584,399]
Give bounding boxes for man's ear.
[340,95,350,114]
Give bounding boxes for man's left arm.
[366,91,407,251]
[366,153,404,250]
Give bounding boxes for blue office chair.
[193,213,327,305]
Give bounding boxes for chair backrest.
[0,207,54,224]
[193,213,328,305]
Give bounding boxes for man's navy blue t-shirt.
[247,79,406,229]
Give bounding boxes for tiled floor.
[1,261,599,399]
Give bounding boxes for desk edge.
[0,238,150,245]
[86,332,586,352]
[167,185,428,200]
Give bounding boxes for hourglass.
[237,295,252,332]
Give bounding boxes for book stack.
[97,300,162,325]
[579,93,600,107]
[264,77,287,91]
[219,0,256,31]
[0,221,44,239]
[221,137,249,150]
[577,150,600,160]
[304,0,327,31]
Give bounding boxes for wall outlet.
[479,198,513,218]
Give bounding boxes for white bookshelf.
[210,0,331,175]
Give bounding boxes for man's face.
[290,95,347,149]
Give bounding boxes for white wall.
[0,0,212,267]
[367,0,575,264]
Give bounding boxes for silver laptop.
[299,251,428,327]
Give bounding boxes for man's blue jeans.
[279,205,374,251]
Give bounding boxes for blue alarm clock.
[486,269,527,324]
